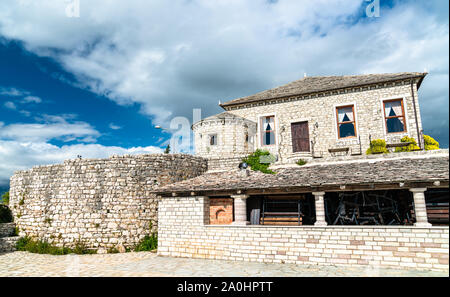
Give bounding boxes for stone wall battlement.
[9,154,207,253]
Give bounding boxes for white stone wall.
[221,80,423,162]
[9,154,207,252]
[158,197,449,271]
[193,117,256,159]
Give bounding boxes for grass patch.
[16,236,96,255]
[296,159,307,166]
[134,233,158,252]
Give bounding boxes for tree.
[1,191,9,205]
[164,144,171,154]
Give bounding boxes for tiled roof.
[155,154,448,195]
[220,72,427,107]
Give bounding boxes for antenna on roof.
[304,73,307,78]
[218,100,221,105]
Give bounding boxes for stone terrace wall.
[158,197,449,271]
[9,154,207,253]
[0,223,16,237]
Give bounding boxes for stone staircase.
[0,223,19,253]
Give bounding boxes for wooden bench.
[261,212,302,226]
[328,147,349,153]
[386,142,413,148]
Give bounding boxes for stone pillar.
[410,188,431,227]
[313,192,327,226]
[231,194,250,226]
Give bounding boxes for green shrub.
[242,149,276,174]
[424,135,439,150]
[366,139,389,155]
[0,204,13,223]
[134,233,158,252]
[1,191,9,205]
[16,236,95,255]
[395,136,420,152]
[73,241,96,254]
[296,159,307,166]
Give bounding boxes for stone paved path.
[0,251,447,277]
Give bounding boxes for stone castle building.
[194,72,427,167]
[5,72,449,272]
[156,72,449,271]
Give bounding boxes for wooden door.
[291,121,310,152]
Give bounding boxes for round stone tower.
[192,112,256,162]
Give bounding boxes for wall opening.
[425,188,449,226]
[324,190,415,225]
[247,194,316,225]
[209,197,233,225]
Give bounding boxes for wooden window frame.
[383,98,407,134]
[336,105,357,139]
[260,115,276,146]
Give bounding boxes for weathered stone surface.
[0,223,16,238]
[197,74,427,165]
[9,154,207,250]
[158,196,449,272]
[0,236,19,253]
[155,152,449,195]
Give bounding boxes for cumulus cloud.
[0,114,163,185]
[0,87,29,97]
[0,117,100,143]
[22,96,42,104]
[0,140,162,186]
[3,101,16,110]
[0,0,448,180]
[108,123,121,130]
[0,1,446,146]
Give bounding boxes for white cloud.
[108,123,121,130]
[3,101,16,110]
[22,96,42,103]
[0,1,446,146]
[0,87,29,97]
[0,1,448,156]
[0,112,164,185]
[0,140,163,186]
[0,118,100,143]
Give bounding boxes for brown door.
[291,121,310,152]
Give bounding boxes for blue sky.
[0,0,448,187]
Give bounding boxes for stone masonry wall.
[0,223,16,237]
[193,117,256,160]
[158,197,449,271]
[9,154,207,253]
[225,81,423,163]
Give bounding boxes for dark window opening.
[425,188,449,226]
[209,134,217,146]
[246,195,315,226]
[384,99,407,133]
[336,105,357,138]
[261,116,275,145]
[324,190,415,225]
